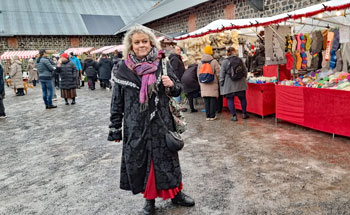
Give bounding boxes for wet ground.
[1,84,350,215]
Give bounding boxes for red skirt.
[142,160,182,200]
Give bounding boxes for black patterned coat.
[108,59,183,194]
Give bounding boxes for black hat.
[39,49,46,55]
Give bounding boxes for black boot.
[33,80,36,87]
[65,99,69,105]
[18,88,25,96]
[231,115,237,121]
[171,192,195,207]
[242,113,249,119]
[71,98,76,105]
[143,199,155,215]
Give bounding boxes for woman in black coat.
[56,53,77,105]
[108,25,194,215]
[97,54,113,89]
[82,55,98,90]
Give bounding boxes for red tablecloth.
[223,83,276,117]
[276,85,350,137]
[263,64,292,81]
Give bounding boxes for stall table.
[276,85,350,137]
[223,82,276,117]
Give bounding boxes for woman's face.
[131,33,152,59]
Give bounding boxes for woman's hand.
[162,75,174,88]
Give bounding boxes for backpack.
[198,60,214,83]
[227,56,245,81]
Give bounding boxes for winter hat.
[203,45,213,55]
[325,31,334,61]
[300,34,306,50]
[60,53,69,59]
[285,52,294,70]
[322,30,328,50]
[331,28,340,51]
[335,49,343,72]
[292,36,297,52]
[305,33,312,51]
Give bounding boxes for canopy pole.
[249,27,264,41]
[313,17,350,27]
[267,25,285,42]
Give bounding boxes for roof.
[175,0,350,40]
[0,0,158,36]
[0,50,39,60]
[117,0,210,34]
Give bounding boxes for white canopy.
[175,0,350,40]
[0,50,39,60]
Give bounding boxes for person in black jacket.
[83,55,98,90]
[181,64,200,113]
[169,46,186,104]
[0,64,6,118]
[98,54,113,89]
[56,53,78,105]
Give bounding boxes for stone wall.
[0,35,122,53]
[146,0,329,34]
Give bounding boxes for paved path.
[1,84,350,215]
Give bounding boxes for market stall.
[0,50,39,60]
[90,46,115,54]
[222,82,276,117]
[64,47,94,55]
[174,0,350,137]
[276,84,350,137]
[102,45,124,54]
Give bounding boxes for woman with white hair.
[10,56,24,96]
[108,25,194,215]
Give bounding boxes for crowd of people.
[0,50,123,115]
[0,25,250,215]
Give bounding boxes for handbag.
[159,59,186,152]
[162,59,187,134]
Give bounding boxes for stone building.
[121,0,330,36]
[0,0,158,52]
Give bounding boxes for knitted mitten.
[335,49,343,72]
[295,51,302,70]
[296,34,302,51]
[300,52,307,69]
[306,51,312,68]
[305,33,312,51]
[292,36,297,52]
[285,52,294,70]
[329,50,337,70]
[325,31,334,61]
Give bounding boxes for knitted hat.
[203,45,213,55]
[60,53,69,59]
[305,33,312,51]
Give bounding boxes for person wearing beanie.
[36,49,57,109]
[198,45,220,120]
[56,53,78,105]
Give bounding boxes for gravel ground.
[1,84,350,215]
